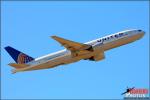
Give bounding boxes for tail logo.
[17,53,33,64]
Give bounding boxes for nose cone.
[137,29,145,38]
[142,31,145,36]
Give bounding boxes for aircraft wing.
[8,63,28,69]
[51,36,91,51]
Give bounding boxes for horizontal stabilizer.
[8,63,28,69]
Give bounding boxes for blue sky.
[1,1,149,99]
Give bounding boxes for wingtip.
[51,36,59,40]
[51,36,56,38]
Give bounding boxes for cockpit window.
[138,30,142,32]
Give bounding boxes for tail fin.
[5,46,34,64]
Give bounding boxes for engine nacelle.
[88,47,105,61]
[84,44,105,61]
[89,52,105,61]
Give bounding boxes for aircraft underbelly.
[63,53,94,64]
[17,52,94,72]
[103,33,143,51]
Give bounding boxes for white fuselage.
[17,29,145,72]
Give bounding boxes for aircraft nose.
[137,29,145,38]
[142,31,145,35]
[141,30,145,36]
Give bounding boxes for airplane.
[121,87,135,95]
[5,29,145,74]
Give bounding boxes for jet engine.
[86,45,105,61]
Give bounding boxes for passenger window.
[115,35,118,38]
[119,33,123,36]
[97,39,101,42]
